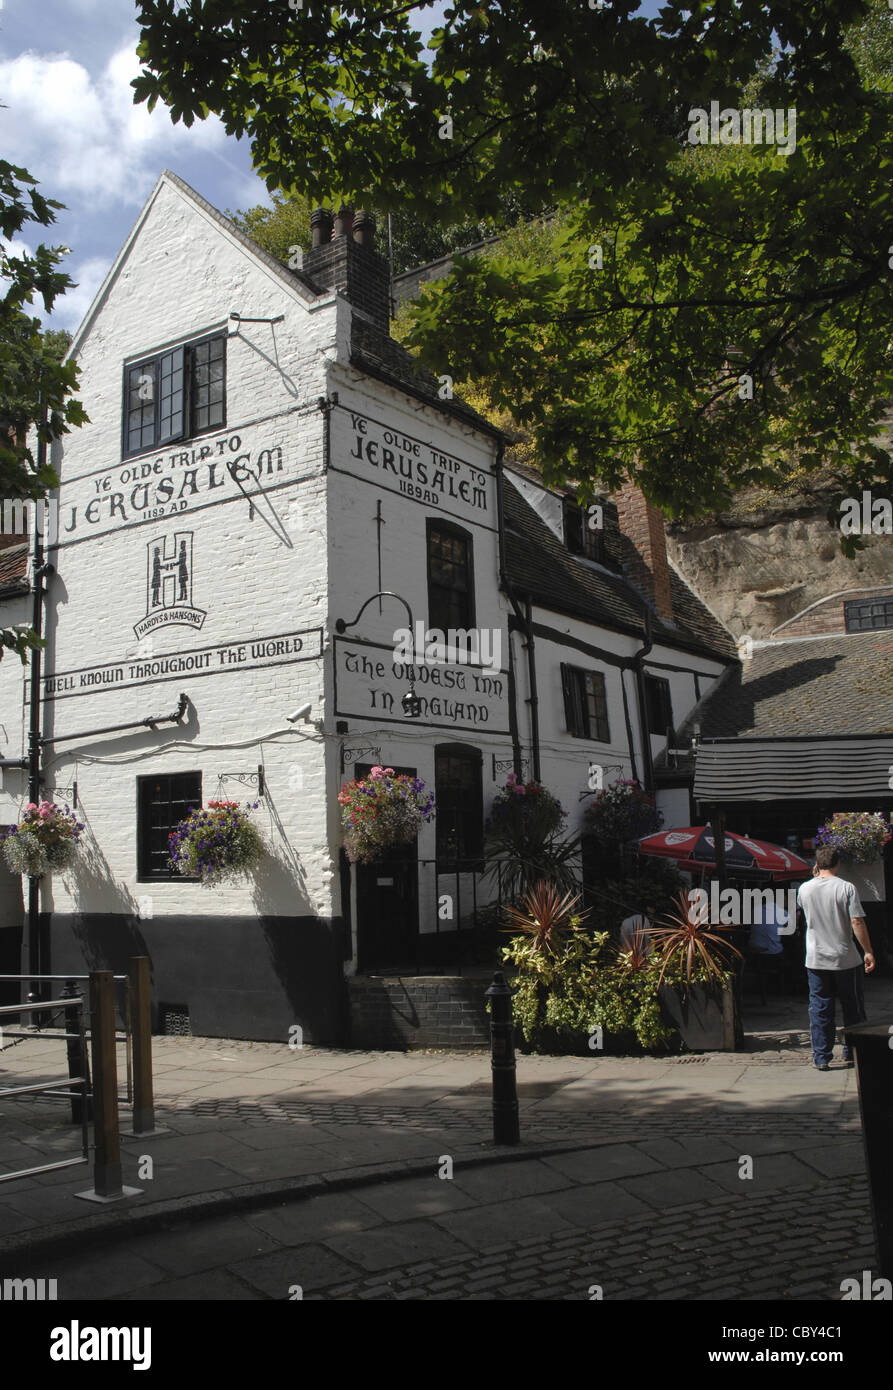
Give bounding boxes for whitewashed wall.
[34,176,336,923]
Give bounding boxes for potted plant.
[648,890,743,1051]
[1,801,84,878]
[168,799,265,886]
[338,766,435,864]
[815,811,891,904]
[500,879,595,1053]
[485,774,579,901]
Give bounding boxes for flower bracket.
[341,744,381,775]
[216,766,266,799]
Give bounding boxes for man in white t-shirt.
[796,846,875,1071]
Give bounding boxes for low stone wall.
[347,974,490,1050]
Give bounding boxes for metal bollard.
[61,979,92,1126]
[485,971,520,1145]
[845,1021,893,1279]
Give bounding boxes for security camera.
[287,703,312,723]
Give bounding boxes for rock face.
[667,510,893,641]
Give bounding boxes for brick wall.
[347,975,490,1049]
[304,239,391,332]
[614,480,674,621]
[776,586,893,637]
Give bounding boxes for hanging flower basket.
[584,779,663,847]
[168,800,266,886]
[815,811,891,865]
[486,773,566,840]
[338,766,435,864]
[1,801,84,878]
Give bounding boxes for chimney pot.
[310,208,333,247]
[333,206,354,239]
[352,211,376,249]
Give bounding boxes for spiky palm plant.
[501,880,589,957]
[647,890,742,991]
[615,922,651,972]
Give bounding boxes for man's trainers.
[816,1063,830,1071]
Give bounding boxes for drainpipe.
[27,402,52,993]
[494,443,524,776]
[631,602,655,793]
[524,594,542,782]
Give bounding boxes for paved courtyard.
[0,981,888,1301]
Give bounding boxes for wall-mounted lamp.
[335,591,422,720]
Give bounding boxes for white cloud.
[0,44,228,207]
[53,255,111,332]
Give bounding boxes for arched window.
[435,744,484,870]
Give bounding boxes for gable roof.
[502,478,737,662]
[65,170,321,360]
[684,631,893,737]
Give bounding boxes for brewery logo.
[133,531,206,639]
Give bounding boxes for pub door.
[353,765,420,973]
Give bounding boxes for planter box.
[659,982,739,1052]
[840,861,886,904]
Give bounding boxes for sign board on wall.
[332,405,495,527]
[53,422,306,546]
[334,637,510,735]
[27,629,324,704]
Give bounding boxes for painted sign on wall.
[334,638,510,734]
[333,406,493,525]
[28,628,324,703]
[54,426,298,545]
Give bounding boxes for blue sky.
[0,0,289,330]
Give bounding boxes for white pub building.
[0,172,735,1044]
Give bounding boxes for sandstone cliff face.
[666,511,893,641]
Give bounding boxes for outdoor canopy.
[636,826,811,880]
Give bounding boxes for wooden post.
[129,956,155,1135]
[89,970,122,1197]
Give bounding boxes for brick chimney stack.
[303,205,390,331]
[614,478,674,622]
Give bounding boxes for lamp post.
[335,591,421,717]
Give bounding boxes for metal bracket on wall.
[341,745,381,776]
[216,766,265,799]
[577,763,625,801]
[492,756,529,781]
[50,782,78,809]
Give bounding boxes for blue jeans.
[807,966,866,1065]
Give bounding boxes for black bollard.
[62,979,92,1125]
[485,971,520,1145]
[844,1021,893,1280]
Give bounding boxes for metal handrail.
[0,987,90,1185]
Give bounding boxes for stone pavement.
[0,980,889,1301]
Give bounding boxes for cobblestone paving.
[288,1176,872,1302]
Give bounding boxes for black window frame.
[137,771,203,882]
[844,597,893,633]
[122,331,227,460]
[644,675,673,735]
[561,663,611,743]
[426,519,476,634]
[563,496,605,563]
[434,743,484,872]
